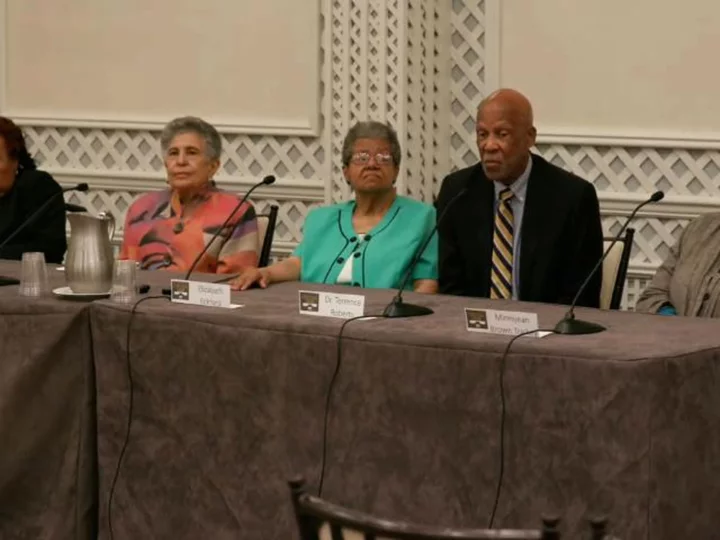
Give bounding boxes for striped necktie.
[490,188,514,299]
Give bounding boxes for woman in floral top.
[120,116,258,274]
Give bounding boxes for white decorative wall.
[449,0,720,309]
[5,0,717,309]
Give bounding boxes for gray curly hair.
[341,121,401,167]
[160,116,222,161]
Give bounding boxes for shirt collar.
[493,154,532,203]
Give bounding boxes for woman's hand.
[231,267,271,290]
[413,279,439,294]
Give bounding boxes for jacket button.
[353,252,361,258]
[364,234,372,241]
[349,237,357,242]
[337,257,344,264]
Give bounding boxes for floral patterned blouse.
[120,186,258,273]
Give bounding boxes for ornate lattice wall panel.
[625,276,652,311]
[403,0,449,203]
[326,0,449,203]
[537,144,720,197]
[449,0,487,174]
[23,129,327,181]
[328,0,406,202]
[601,215,689,269]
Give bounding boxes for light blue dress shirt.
[493,156,532,300]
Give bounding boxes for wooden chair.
[256,204,279,267]
[600,228,634,310]
[288,477,561,540]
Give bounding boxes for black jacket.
[436,154,603,308]
[0,169,67,264]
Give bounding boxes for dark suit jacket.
[0,168,67,264]
[436,153,603,307]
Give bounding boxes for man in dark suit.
[436,89,603,307]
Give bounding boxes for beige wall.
[2,0,320,134]
[498,0,720,141]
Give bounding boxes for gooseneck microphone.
[0,182,89,254]
[382,188,468,318]
[554,190,665,335]
[183,175,275,280]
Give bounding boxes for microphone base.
[382,300,434,318]
[554,317,606,335]
[0,275,20,287]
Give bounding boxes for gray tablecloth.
[0,261,96,540]
[89,278,720,539]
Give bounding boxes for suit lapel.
[465,164,495,295]
[519,155,550,296]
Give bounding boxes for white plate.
[52,286,111,299]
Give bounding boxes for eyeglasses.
[349,152,394,165]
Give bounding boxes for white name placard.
[465,308,544,337]
[170,279,242,309]
[299,290,365,319]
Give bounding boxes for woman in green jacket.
[232,121,438,293]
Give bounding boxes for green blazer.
[293,195,438,289]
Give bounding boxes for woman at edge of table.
[232,121,439,292]
[635,212,720,317]
[119,116,259,274]
[0,116,67,264]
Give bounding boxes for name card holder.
[465,307,551,338]
[170,279,242,309]
[299,290,365,319]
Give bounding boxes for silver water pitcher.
[65,211,116,293]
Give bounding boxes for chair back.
[65,203,88,213]
[256,205,278,267]
[600,228,634,310]
[289,478,560,540]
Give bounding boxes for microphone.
[554,190,665,335]
[183,175,275,280]
[0,182,89,254]
[382,188,468,318]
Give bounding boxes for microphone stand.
[382,188,468,318]
[183,175,275,280]
[554,190,664,335]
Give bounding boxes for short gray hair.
[160,116,222,161]
[341,121,401,167]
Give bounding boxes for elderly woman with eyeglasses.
[232,121,438,292]
[120,116,259,273]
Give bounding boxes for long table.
[2,260,720,539]
[90,278,720,539]
[0,263,96,540]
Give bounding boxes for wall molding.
[10,115,321,137]
[537,129,720,150]
[599,192,719,219]
[51,170,325,202]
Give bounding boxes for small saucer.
[52,286,111,300]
